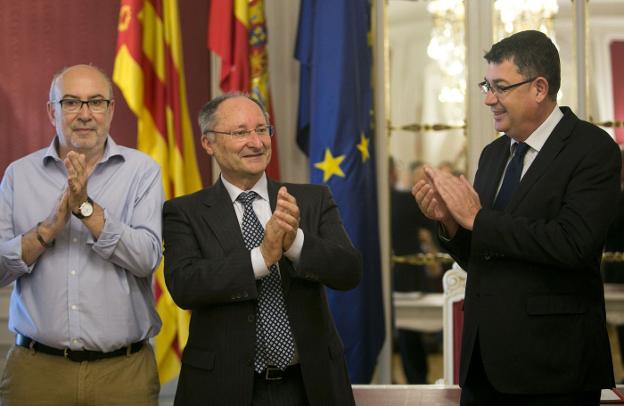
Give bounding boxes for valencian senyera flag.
[295,0,385,383]
[207,0,280,179]
[113,0,203,384]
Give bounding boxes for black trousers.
[460,338,601,406]
[251,365,309,406]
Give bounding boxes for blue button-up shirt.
[0,136,163,352]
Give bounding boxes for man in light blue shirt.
[0,64,163,405]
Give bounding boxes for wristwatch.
[73,197,94,219]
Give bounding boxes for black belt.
[255,364,301,382]
[15,333,144,362]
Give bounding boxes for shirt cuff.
[251,247,270,279]
[88,208,119,258]
[438,224,452,243]
[284,229,304,266]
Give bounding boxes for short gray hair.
[198,92,269,140]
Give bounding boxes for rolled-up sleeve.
[0,165,33,286]
[89,164,164,278]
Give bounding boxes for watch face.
[80,201,94,217]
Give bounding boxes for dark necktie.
[493,142,530,210]
[237,191,296,372]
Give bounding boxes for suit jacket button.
[243,291,249,298]
[248,314,255,323]
[247,357,253,366]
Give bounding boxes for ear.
[201,135,214,156]
[108,99,116,118]
[46,101,57,128]
[534,77,549,102]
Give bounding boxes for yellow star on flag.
[356,133,370,162]
[314,148,346,182]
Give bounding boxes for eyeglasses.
[204,125,274,138]
[56,98,112,113]
[478,77,537,96]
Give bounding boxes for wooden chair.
[442,263,467,385]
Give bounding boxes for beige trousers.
[0,343,159,406]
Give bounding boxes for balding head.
[49,64,114,102]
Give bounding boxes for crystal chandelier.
[426,0,559,104]
[426,0,466,104]
[494,0,558,41]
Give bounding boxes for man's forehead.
[56,68,109,95]
[217,97,265,122]
[219,96,261,111]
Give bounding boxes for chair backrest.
[442,263,467,385]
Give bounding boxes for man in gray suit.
[163,92,361,406]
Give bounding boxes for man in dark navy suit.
[414,30,620,405]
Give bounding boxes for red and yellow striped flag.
[113,0,202,383]
[208,0,280,179]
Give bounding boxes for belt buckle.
[63,348,85,362]
[264,366,283,381]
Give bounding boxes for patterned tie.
[237,191,296,372]
[493,142,530,210]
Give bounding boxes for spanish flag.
[113,0,202,383]
[208,0,280,179]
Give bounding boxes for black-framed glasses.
[478,77,537,96]
[56,98,112,113]
[204,125,274,138]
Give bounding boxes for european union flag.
[295,0,385,383]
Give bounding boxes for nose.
[77,102,94,120]
[245,131,264,148]
[483,90,498,106]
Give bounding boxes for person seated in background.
[0,64,163,405]
[390,157,448,383]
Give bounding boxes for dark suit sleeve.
[163,198,258,310]
[470,133,621,270]
[289,185,362,290]
[440,226,472,270]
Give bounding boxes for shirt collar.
[511,105,564,153]
[221,173,269,204]
[43,135,125,165]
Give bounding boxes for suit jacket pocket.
[181,347,215,371]
[526,295,587,315]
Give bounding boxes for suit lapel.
[200,180,246,254]
[267,178,279,212]
[477,138,511,209]
[507,107,575,212]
